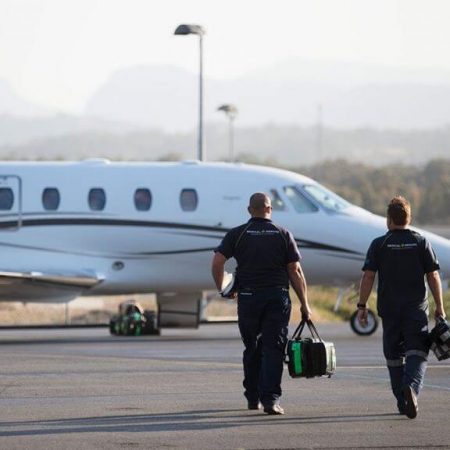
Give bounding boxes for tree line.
[294,159,450,224]
[235,155,449,224]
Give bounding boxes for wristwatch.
[357,303,368,309]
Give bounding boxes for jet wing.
[0,270,104,302]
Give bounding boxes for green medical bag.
[285,319,336,378]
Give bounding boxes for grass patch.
[289,285,374,324]
[429,287,450,318]
[0,286,447,326]
[289,284,450,324]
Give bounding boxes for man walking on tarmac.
[357,196,446,419]
[211,192,311,415]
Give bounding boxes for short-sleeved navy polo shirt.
[215,217,300,290]
[362,229,440,317]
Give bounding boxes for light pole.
[174,24,206,161]
[217,104,238,162]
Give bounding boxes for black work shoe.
[263,404,285,415]
[247,401,262,410]
[402,385,418,419]
[397,399,406,415]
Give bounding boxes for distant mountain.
[245,58,450,85]
[2,124,449,166]
[85,65,199,131]
[2,60,450,165]
[0,79,50,117]
[85,61,450,130]
[0,114,140,146]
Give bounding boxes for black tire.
[125,320,134,336]
[350,309,379,336]
[143,310,160,335]
[109,318,117,335]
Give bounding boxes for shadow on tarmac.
[0,336,241,346]
[0,409,405,437]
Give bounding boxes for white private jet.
[0,159,448,330]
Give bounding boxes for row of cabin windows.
[0,187,198,212]
[0,185,331,214]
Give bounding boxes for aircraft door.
[0,175,22,230]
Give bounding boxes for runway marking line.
[340,372,450,392]
[1,350,449,372]
[1,350,449,395]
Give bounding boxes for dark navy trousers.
[237,287,291,407]
[382,308,430,409]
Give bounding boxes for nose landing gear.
[349,309,379,336]
[334,285,379,336]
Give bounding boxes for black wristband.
[357,303,367,309]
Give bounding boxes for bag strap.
[305,320,324,342]
[291,319,307,340]
[284,319,307,363]
[290,319,324,342]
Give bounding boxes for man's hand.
[357,270,375,328]
[434,305,446,321]
[301,303,312,321]
[357,308,369,327]
[221,291,238,300]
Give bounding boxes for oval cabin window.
[88,188,106,211]
[42,188,60,211]
[180,189,198,211]
[0,188,14,210]
[134,188,152,211]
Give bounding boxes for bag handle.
[290,319,324,342]
[305,319,323,342]
[291,319,307,340]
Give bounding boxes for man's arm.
[211,252,227,291]
[357,270,376,326]
[426,270,446,320]
[287,261,311,320]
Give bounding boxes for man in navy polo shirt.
[357,196,446,419]
[211,192,311,415]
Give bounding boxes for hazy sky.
[1,0,450,112]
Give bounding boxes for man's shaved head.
[248,192,272,217]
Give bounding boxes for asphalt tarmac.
[0,323,449,450]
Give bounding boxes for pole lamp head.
[174,24,205,36]
[217,104,238,121]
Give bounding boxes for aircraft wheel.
[109,318,117,335]
[350,309,379,336]
[143,310,160,335]
[125,321,135,336]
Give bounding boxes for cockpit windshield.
[302,184,350,212]
[283,186,318,213]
